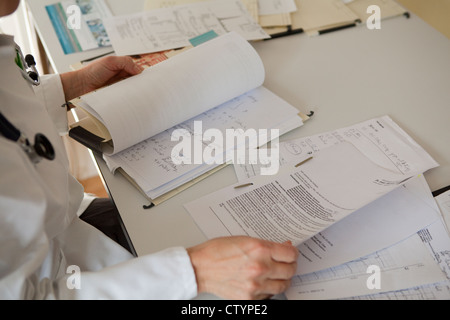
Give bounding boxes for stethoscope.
[15,43,40,86]
[0,45,54,164]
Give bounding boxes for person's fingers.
[111,56,143,75]
[269,241,299,263]
[266,259,298,280]
[257,279,293,298]
[105,69,135,84]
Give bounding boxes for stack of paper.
[104,0,271,56]
[184,116,450,299]
[290,0,407,36]
[69,32,305,205]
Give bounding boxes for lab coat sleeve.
[0,130,198,300]
[58,246,199,300]
[32,74,68,135]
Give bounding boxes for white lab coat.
[0,35,197,299]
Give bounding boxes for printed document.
[104,0,269,55]
[185,141,434,246]
[46,0,113,54]
[234,116,438,182]
[286,228,448,300]
[294,174,441,274]
[337,219,450,300]
[435,189,450,234]
[284,176,450,299]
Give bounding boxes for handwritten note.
[234,116,439,181]
[104,86,301,199]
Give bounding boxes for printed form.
[435,189,450,234]
[286,224,448,300]
[185,141,437,246]
[284,186,450,300]
[104,0,269,56]
[234,116,438,181]
[104,87,301,199]
[184,116,442,299]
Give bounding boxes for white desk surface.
[28,0,450,257]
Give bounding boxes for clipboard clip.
[143,203,155,209]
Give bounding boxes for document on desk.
[291,0,359,34]
[229,116,440,273]
[285,219,449,300]
[144,0,260,22]
[435,189,450,234]
[258,0,297,15]
[185,141,436,247]
[344,280,450,300]
[104,0,269,56]
[294,174,441,275]
[234,115,438,182]
[143,0,295,19]
[339,219,450,300]
[46,0,113,54]
[103,86,302,200]
[286,174,450,300]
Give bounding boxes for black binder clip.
[143,203,155,209]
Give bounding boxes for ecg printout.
[285,219,449,300]
[342,281,450,300]
[293,174,441,275]
[341,220,450,300]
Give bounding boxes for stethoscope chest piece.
[0,112,55,164]
[27,133,55,164]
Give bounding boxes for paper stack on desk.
[104,0,270,56]
[68,32,306,205]
[289,0,408,36]
[184,115,450,299]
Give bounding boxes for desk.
[28,0,450,263]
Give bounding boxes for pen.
[265,27,304,40]
[234,183,254,189]
[81,50,115,63]
[317,21,360,35]
[295,156,313,167]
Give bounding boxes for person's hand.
[60,56,144,102]
[187,236,299,300]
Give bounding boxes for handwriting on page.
[114,92,259,177]
[235,116,431,182]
